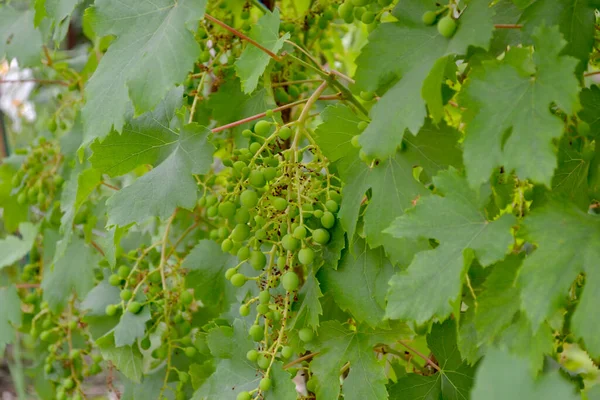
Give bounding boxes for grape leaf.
[0,165,28,233]
[518,201,600,357]
[264,362,297,400]
[82,0,207,140]
[121,367,173,400]
[0,7,42,66]
[460,26,580,187]
[316,107,462,264]
[234,9,289,94]
[389,319,475,400]
[354,0,494,159]
[42,236,100,313]
[90,87,184,177]
[471,348,579,400]
[81,279,121,316]
[106,123,214,226]
[0,286,21,354]
[34,0,81,41]
[385,169,516,324]
[289,270,323,330]
[490,0,524,54]
[519,0,597,73]
[96,333,143,383]
[113,307,151,348]
[551,137,593,211]
[193,320,260,400]
[579,85,600,138]
[307,321,411,400]
[319,237,393,328]
[0,222,38,269]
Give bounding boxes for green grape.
[281,346,293,359]
[235,208,251,224]
[127,301,143,314]
[109,274,122,286]
[207,205,218,218]
[249,324,264,341]
[259,377,272,391]
[321,211,335,229]
[254,120,272,136]
[206,194,218,206]
[63,377,75,390]
[282,234,300,251]
[255,229,267,240]
[249,142,262,154]
[272,197,287,211]
[313,229,331,245]
[222,238,234,252]
[17,192,27,205]
[259,290,271,304]
[239,304,250,316]
[237,392,251,400]
[293,225,307,240]
[422,11,437,25]
[257,354,270,369]
[277,256,286,269]
[218,226,229,239]
[231,224,251,242]
[313,209,324,219]
[234,160,247,172]
[37,191,46,205]
[180,290,194,305]
[298,327,315,342]
[351,0,370,5]
[306,379,317,392]
[117,265,130,278]
[263,166,277,181]
[318,16,329,30]
[282,271,300,291]
[230,273,247,287]
[249,170,266,188]
[298,248,315,265]
[360,91,375,101]
[249,250,267,270]
[225,267,237,280]
[354,6,365,19]
[302,203,314,218]
[218,201,236,218]
[242,129,252,138]
[357,121,368,131]
[351,135,361,148]
[105,304,119,316]
[141,337,151,350]
[437,16,457,38]
[378,0,392,5]
[246,349,259,362]
[325,199,339,213]
[257,304,269,315]
[339,2,354,23]
[120,289,132,301]
[275,87,290,103]
[69,348,81,359]
[184,346,197,357]
[237,246,250,261]
[361,11,375,24]
[200,50,210,63]
[278,126,292,140]
[178,371,190,384]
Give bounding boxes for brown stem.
[90,240,106,257]
[398,340,441,372]
[283,352,320,369]
[15,283,40,289]
[494,24,523,29]
[211,94,340,133]
[101,181,119,191]
[0,79,69,86]
[43,46,53,67]
[272,79,323,87]
[584,71,600,77]
[205,14,282,61]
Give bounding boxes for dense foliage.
[1,0,600,399]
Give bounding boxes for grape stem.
[283,351,320,369]
[0,78,69,86]
[494,24,523,29]
[397,340,441,372]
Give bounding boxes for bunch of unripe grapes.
[201,118,340,398]
[338,0,393,28]
[422,6,458,38]
[26,298,100,400]
[11,137,64,210]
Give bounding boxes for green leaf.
[35,0,81,41]
[106,123,214,226]
[81,279,121,316]
[264,362,297,400]
[0,7,42,66]
[90,87,184,177]
[113,307,151,347]
[121,367,173,400]
[579,85,600,138]
[471,348,579,400]
[354,0,494,159]
[551,137,593,211]
[193,320,259,400]
[519,0,597,73]
[0,223,38,269]
[82,0,207,140]
[0,165,28,233]
[461,25,580,186]
[385,169,516,323]
[518,201,600,357]
[319,237,393,328]
[42,236,100,313]
[307,321,411,400]
[0,286,21,354]
[234,9,289,93]
[389,319,476,400]
[97,333,144,383]
[289,269,323,330]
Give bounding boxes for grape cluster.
[338,0,393,29]
[11,138,64,210]
[200,117,341,398]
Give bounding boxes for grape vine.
[1,0,600,399]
